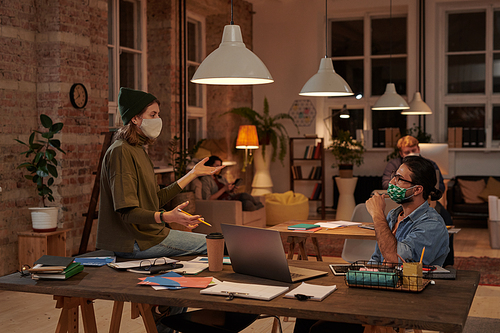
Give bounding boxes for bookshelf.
[289,137,325,219]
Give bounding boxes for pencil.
[177,208,212,227]
[396,253,406,263]
[419,246,425,264]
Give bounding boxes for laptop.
[221,224,328,283]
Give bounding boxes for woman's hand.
[162,201,205,230]
[190,157,225,177]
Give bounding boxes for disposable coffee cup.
[206,232,225,272]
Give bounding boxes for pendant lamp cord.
[389,0,393,83]
[230,0,234,25]
[325,0,328,58]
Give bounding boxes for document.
[107,257,178,269]
[200,281,289,301]
[284,282,337,301]
[138,273,213,288]
[316,221,362,228]
[74,256,116,266]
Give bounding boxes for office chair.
[160,309,281,333]
[341,203,377,263]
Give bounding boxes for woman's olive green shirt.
[96,138,181,252]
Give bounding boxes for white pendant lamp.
[372,83,410,110]
[401,92,432,115]
[372,0,409,110]
[191,1,273,85]
[299,0,353,97]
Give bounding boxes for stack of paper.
[315,221,362,229]
[200,281,289,301]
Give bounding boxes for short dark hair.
[205,155,222,166]
[402,155,442,201]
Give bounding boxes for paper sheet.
[316,221,362,229]
[284,282,337,301]
[200,281,289,301]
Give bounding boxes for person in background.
[382,135,445,192]
[198,155,264,211]
[294,156,449,333]
[97,87,224,259]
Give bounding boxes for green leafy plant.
[224,97,299,165]
[385,125,432,161]
[168,136,205,180]
[329,130,365,167]
[15,114,66,206]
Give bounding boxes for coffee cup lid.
[206,232,224,239]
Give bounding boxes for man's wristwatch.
[159,210,165,223]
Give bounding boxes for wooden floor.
[1,220,499,332]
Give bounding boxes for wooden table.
[269,220,376,261]
[0,259,479,333]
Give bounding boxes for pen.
[177,208,212,227]
[220,291,249,295]
[396,253,406,263]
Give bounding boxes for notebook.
[221,224,328,283]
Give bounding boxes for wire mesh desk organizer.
[344,261,432,292]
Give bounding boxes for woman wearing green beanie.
[96,87,224,259]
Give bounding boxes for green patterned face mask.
[387,183,417,203]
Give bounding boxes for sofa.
[193,196,266,235]
[447,176,500,221]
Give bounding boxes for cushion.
[263,191,309,226]
[457,178,486,204]
[478,177,500,201]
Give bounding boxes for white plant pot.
[29,207,59,232]
[251,145,274,196]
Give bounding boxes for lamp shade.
[299,58,354,96]
[401,92,433,115]
[236,125,259,149]
[372,83,410,110]
[191,25,273,85]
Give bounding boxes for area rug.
[463,316,500,333]
[454,256,500,286]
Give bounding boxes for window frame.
[436,1,500,148]
[107,0,148,128]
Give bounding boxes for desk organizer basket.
[344,261,430,292]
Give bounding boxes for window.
[329,107,364,140]
[186,14,206,151]
[108,0,147,128]
[439,3,500,148]
[329,11,408,147]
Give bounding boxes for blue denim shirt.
[370,201,450,266]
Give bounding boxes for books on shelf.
[310,182,322,200]
[32,262,84,280]
[291,165,303,179]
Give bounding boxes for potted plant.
[329,130,365,178]
[224,97,299,165]
[15,114,66,231]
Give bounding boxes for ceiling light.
[299,0,353,97]
[401,92,432,115]
[191,1,273,85]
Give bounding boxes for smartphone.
[233,178,243,186]
[329,264,351,276]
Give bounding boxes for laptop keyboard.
[290,272,305,278]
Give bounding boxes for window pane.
[188,118,201,152]
[448,106,485,147]
[108,48,115,101]
[330,108,363,140]
[494,54,500,93]
[447,54,485,93]
[188,65,200,107]
[448,12,485,52]
[120,0,136,49]
[372,57,407,96]
[493,106,500,140]
[372,17,406,56]
[188,21,198,62]
[108,0,114,44]
[495,11,500,50]
[333,60,363,97]
[120,52,136,88]
[372,110,406,147]
[331,20,363,57]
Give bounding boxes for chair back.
[342,203,377,263]
[350,203,372,222]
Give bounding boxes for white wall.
[250,0,500,209]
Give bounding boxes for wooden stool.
[18,228,69,270]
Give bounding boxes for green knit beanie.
[118,87,158,125]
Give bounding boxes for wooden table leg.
[287,236,296,259]
[109,301,124,333]
[136,303,158,333]
[311,237,323,261]
[79,298,98,333]
[287,236,309,260]
[54,296,96,333]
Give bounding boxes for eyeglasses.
[390,171,416,186]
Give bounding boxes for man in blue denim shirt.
[293,156,449,333]
[367,155,449,266]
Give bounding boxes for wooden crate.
[18,229,69,270]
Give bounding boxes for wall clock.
[70,83,88,109]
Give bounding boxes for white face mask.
[139,118,162,139]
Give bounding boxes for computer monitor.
[418,143,449,175]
